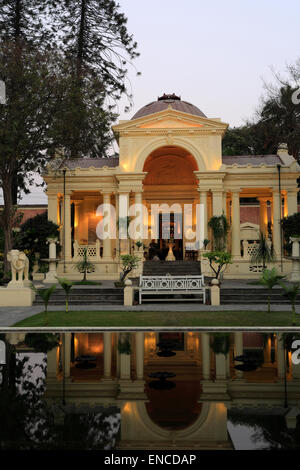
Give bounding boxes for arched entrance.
[143,146,199,260]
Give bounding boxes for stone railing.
[73,240,101,260]
[242,240,259,260]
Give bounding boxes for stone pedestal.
[210,279,220,306]
[0,287,35,306]
[124,279,133,306]
[43,237,59,284]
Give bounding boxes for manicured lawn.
[13,310,300,327]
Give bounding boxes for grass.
[13,310,300,327]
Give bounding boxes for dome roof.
[131,93,206,120]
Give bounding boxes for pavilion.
[44,93,300,279]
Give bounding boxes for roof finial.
[158,93,181,101]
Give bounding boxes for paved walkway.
[0,303,299,326]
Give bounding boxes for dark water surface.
[0,331,300,450]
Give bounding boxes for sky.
[2,0,300,205]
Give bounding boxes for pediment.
[139,118,203,129]
[113,108,228,135]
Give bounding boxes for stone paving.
[0,303,299,327]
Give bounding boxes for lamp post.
[277,164,283,272]
[63,168,66,273]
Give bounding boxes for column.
[63,333,71,379]
[276,333,285,380]
[234,332,244,379]
[115,192,120,259]
[73,201,81,242]
[64,193,72,261]
[258,198,268,236]
[118,192,130,254]
[272,189,281,258]
[231,190,241,258]
[47,193,58,224]
[264,336,272,363]
[199,190,208,240]
[135,332,144,380]
[212,190,223,216]
[201,333,210,380]
[215,354,227,380]
[134,191,143,241]
[102,191,112,260]
[222,192,227,216]
[287,189,298,216]
[47,347,58,379]
[103,332,112,378]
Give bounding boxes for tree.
[0,1,139,273]
[279,281,300,326]
[202,251,232,280]
[251,231,275,269]
[258,83,300,162]
[257,268,284,313]
[0,41,66,273]
[120,254,140,283]
[30,284,56,325]
[24,333,60,353]
[56,277,73,313]
[16,212,60,271]
[55,0,139,102]
[47,0,139,158]
[222,122,278,157]
[281,213,300,255]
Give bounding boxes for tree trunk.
[1,177,14,274]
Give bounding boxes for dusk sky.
[117,0,300,125]
[2,0,300,204]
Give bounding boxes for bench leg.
[203,290,206,304]
[139,291,142,305]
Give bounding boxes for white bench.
[139,275,206,304]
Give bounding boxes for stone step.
[34,300,123,305]
[33,287,123,305]
[220,288,300,304]
[143,261,201,276]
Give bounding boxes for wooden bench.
[139,275,206,304]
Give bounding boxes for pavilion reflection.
[1,331,300,450]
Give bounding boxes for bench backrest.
[139,275,205,291]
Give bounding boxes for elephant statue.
[7,250,29,283]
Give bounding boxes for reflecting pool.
[0,331,300,450]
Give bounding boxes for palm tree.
[279,281,300,326]
[258,268,284,313]
[56,277,73,313]
[31,284,56,325]
[74,248,95,282]
[251,231,275,269]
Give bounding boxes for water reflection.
[0,331,300,450]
